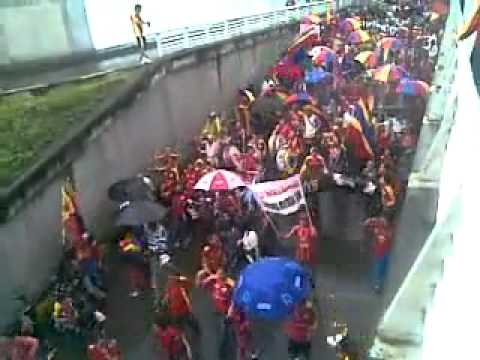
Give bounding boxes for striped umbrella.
[373,64,408,83]
[396,79,430,97]
[339,17,362,33]
[354,51,378,69]
[347,30,371,45]
[286,92,314,105]
[305,68,334,85]
[194,169,245,191]
[309,46,336,66]
[302,14,322,25]
[377,37,403,50]
[288,27,319,52]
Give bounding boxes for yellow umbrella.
[373,64,408,83]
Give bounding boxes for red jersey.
[293,225,317,245]
[164,281,192,317]
[279,122,295,139]
[284,306,316,343]
[156,326,185,355]
[201,244,224,272]
[11,336,39,360]
[87,345,110,360]
[374,235,391,258]
[212,278,234,315]
[171,193,188,218]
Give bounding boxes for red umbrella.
[194,169,245,191]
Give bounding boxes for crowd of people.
[1,1,445,359]
[116,2,441,359]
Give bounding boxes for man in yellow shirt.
[130,4,152,64]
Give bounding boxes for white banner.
[249,175,306,215]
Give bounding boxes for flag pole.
[298,176,315,227]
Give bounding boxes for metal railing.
[154,1,346,57]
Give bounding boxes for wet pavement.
[99,188,386,360]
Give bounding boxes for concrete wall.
[0,0,93,65]
[0,27,293,329]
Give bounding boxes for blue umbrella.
[305,68,333,85]
[233,257,313,321]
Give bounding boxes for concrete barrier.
[0,25,295,330]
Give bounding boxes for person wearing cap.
[284,300,317,360]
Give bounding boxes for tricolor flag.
[344,112,374,161]
[353,94,376,150]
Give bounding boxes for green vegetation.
[0,71,136,187]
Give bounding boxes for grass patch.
[0,70,137,187]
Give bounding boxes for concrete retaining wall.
[0,26,294,329]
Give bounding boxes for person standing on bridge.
[130,4,152,64]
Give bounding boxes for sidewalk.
[0,48,158,93]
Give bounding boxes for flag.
[249,175,306,215]
[344,112,374,161]
[61,178,85,246]
[353,95,376,150]
[459,2,480,41]
[62,180,77,223]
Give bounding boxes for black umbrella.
[115,201,167,226]
[108,176,155,202]
[251,94,285,123]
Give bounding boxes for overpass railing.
[154,1,352,57]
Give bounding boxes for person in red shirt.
[201,269,235,316]
[163,275,200,335]
[284,300,317,360]
[372,231,391,293]
[226,307,254,360]
[87,339,121,360]
[284,216,318,265]
[154,317,192,360]
[241,146,261,184]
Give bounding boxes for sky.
[85,0,291,49]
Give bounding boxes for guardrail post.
[223,20,229,40]
[156,35,163,57]
[183,28,191,49]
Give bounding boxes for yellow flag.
[459,1,480,41]
[61,183,76,222]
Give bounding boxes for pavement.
[0,48,158,93]
[93,188,386,360]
